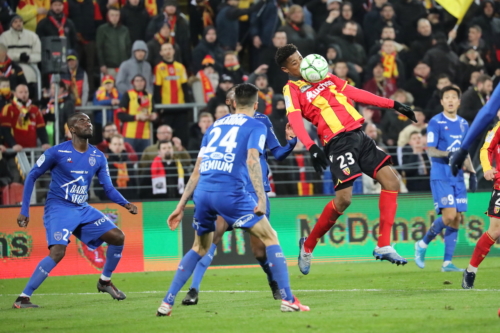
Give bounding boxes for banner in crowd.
[1,193,499,279]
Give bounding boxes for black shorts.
[487,189,500,218]
[324,129,391,190]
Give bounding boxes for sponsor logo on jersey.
[233,214,254,228]
[275,252,284,258]
[306,80,334,103]
[300,84,313,93]
[89,156,96,166]
[58,150,72,153]
[36,154,45,167]
[67,157,72,163]
[210,152,224,160]
[495,206,499,214]
[54,231,62,241]
[199,160,233,173]
[427,131,434,143]
[342,167,350,176]
[456,198,467,204]
[70,170,88,174]
[441,197,449,205]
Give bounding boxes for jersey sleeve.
[426,119,439,148]
[35,109,45,128]
[97,157,129,205]
[480,122,500,172]
[197,130,210,158]
[21,149,57,216]
[154,65,162,86]
[283,84,301,115]
[284,83,316,149]
[247,121,267,155]
[180,65,188,84]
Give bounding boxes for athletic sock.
[163,250,202,305]
[22,256,57,297]
[266,245,293,302]
[303,200,341,253]
[469,232,496,270]
[377,190,398,247]
[257,258,273,283]
[443,226,458,263]
[422,216,446,245]
[190,243,216,291]
[102,245,124,279]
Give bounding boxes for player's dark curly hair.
[275,44,298,67]
[234,83,259,107]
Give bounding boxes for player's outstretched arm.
[167,157,202,231]
[267,120,297,161]
[247,148,267,216]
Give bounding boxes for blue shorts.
[431,180,468,215]
[193,190,265,236]
[226,192,270,232]
[43,204,117,249]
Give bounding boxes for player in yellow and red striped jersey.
[275,44,416,273]
[462,121,500,289]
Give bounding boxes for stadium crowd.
[0,0,499,203]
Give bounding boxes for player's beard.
[81,130,93,140]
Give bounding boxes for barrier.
[2,193,499,279]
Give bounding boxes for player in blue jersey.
[157,83,309,316]
[414,86,477,272]
[13,113,138,309]
[181,88,297,305]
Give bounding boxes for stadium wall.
[1,193,499,279]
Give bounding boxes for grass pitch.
[1,258,500,333]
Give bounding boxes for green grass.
[1,258,500,333]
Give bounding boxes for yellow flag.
[436,0,474,22]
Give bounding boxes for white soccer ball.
[299,54,329,83]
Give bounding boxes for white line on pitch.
[1,289,499,297]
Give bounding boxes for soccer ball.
[299,54,329,83]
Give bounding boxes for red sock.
[377,190,398,247]
[303,200,342,253]
[470,232,496,268]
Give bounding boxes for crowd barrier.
[1,193,498,279]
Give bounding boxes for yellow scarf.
[381,52,399,79]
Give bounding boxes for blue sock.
[22,256,57,296]
[266,245,293,302]
[422,217,446,245]
[102,245,124,278]
[257,258,274,283]
[190,243,216,291]
[444,226,458,262]
[163,250,202,305]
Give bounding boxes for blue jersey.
[197,113,267,192]
[427,113,469,183]
[21,141,128,216]
[245,113,297,193]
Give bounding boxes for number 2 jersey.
[283,73,395,148]
[197,113,267,192]
[427,112,469,184]
[21,141,128,217]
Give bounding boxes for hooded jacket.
[116,40,154,94]
[192,26,225,73]
[96,22,131,68]
[120,0,150,43]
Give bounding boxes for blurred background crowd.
[0,0,499,204]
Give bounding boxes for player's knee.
[382,178,399,192]
[335,196,351,212]
[49,245,66,263]
[109,230,125,246]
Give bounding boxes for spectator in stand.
[397,108,426,165]
[215,0,264,51]
[257,29,289,95]
[222,51,246,84]
[307,0,339,32]
[192,26,225,73]
[36,0,77,50]
[187,111,213,158]
[149,140,185,199]
[93,75,121,133]
[0,77,12,109]
[96,122,138,162]
[116,40,154,94]
[120,0,150,44]
[214,104,229,120]
[366,39,405,88]
[0,84,49,151]
[154,43,191,146]
[393,0,426,44]
[43,81,74,144]
[458,48,486,91]
[364,122,387,151]
[281,5,316,57]
[404,62,434,109]
[470,0,500,47]
[206,74,234,115]
[268,94,288,144]
[318,2,364,47]
[147,22,181,67]
[424,74,452,120]
[380,89,413,152]
[0,15,41,67]
[96,7,131,78]
[0,43,27,91]
[401,131,430,192]
[423,32,460,83]
[16,0,49,32]
[189,0,216,47]
[249,0,278,57]
[366,3,401,49]
[191,55,219,104]
[146,0,191,70]
[60,50,88,106]
[367,25,406,58]
[363,62,398,100]
[332,61,358,87]
[63,0,103,93]
[117,74,156,153]
[451,25,487,61]
[459,74,493,125]
[407,18,434,73]
[0,0,14,33]
[426,7,444,33]
[247,72,273,115]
